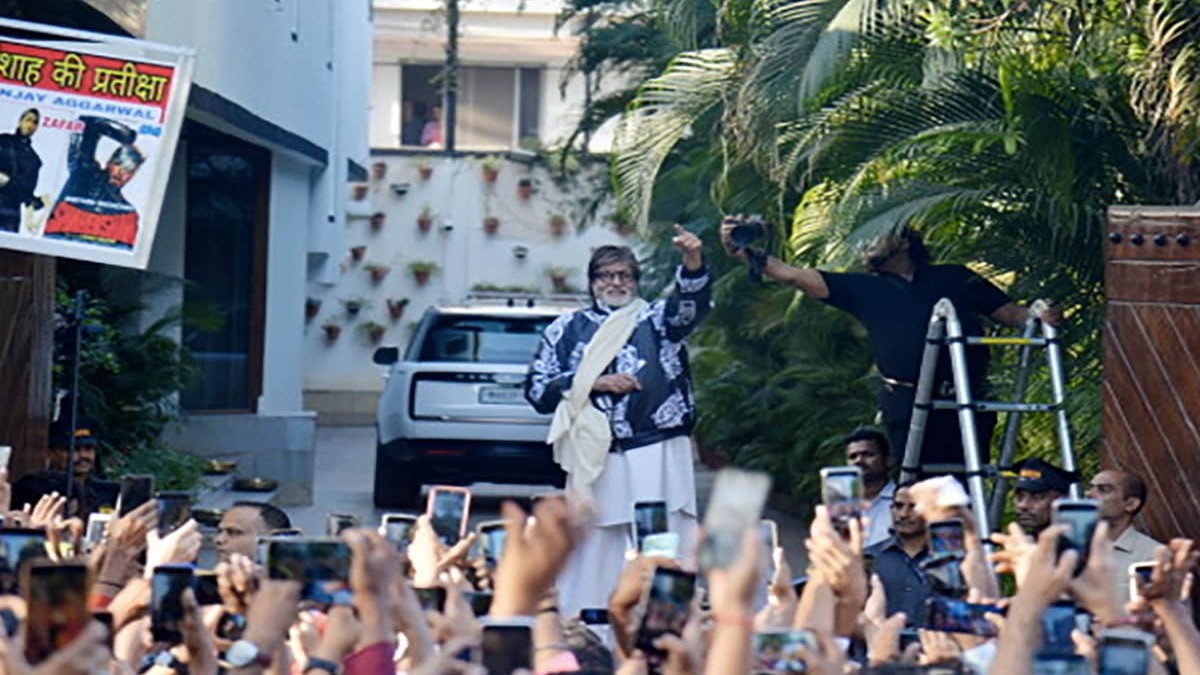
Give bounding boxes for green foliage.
[103,444,208,493]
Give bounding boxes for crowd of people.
[1,222,1195,674]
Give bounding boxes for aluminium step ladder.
[897,298,1078,542]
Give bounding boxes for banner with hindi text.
[0,19,193,269]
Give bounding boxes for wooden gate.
[1104,206,1200,544]
[0,249,54,480]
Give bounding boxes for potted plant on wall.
[341,297,369,317]
[365,263,391,284]
[548,213,568,237]
[417,205,434,233]
[409,261,439,286]
[546,266,574,293]
[371,160,387,181]
[517,177,535,201]
[483,214,500,235]
[387,298,410,321]
[416,159,433,181]
[613,210,635,237]
[360,320,387,344]
[369,212,386,232]
[305,297,321,321]
[481,155,501,184]
[352,183,369,201]
[322,320,342,342]
[349,245,367,263]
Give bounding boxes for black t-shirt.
[819,265,1012,385]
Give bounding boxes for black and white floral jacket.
[524,265,713,452]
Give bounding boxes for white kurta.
[556,435,698,617]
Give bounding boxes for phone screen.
[479,524,507,564]
[381,515,417,549]
[1099,634,1151,675]
[700,469,771,570]
[151,564,193,643]
[465,591,493,617]
[0,446,11,470]
[921,554,966,598]
[760,520,778,580]
[155,492,191,537]
[481,622,533,673]
[1032,653,1091,675]
[921,596,999,637]
[194,571,222,606]
[1053,500,1099,574]
[820,467,863,535]
[1041,601,1078,655]
[428,488,469,546]
[326,514,359,537]
[266,539,351,605]
[633,501,668,551]
[635,568,697,659]
[928,519,966,556]
[117,475,154,516]
[22,563,89,664]
[753,630,818,674]
[84,513,110,551]
[0,528,49,592]
[415,587,446,612]
[580,608,609,625]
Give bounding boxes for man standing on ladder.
[720,221,1060,473]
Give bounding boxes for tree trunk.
[0,250,55,480]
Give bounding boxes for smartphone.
[0,446,11,470]
[791,576,808,598]
[700,469,772,570]
[920,554,966,598]
[753,629,818,674]
[580,608,609,625]
[922,596,999,637]
[426,486,471,546]
[266,538,351,605]
[194,570,222,606]
[415,587,447,612]
[465,590,493,617]
[91,610,114,649]
[380,514,418,549]
[634,567,697,661]
[1052,498,1099,575]
[0,607,17,637]
[151,564,194,644]
[269,528,303,537]
[83,513,111,552]
[326,514,359,537]
[632,500,669,551]
[761,520,779,580]
[641,532,681,559]
[1041,600,1078,656]
[480,617,534,673]
[1098,628,1154,675]
[928,518,966,556]
[22,562,89,664]
[155,491,192,537]
[820,467,863,536]
[0,528,49,579]
[476,519,508,564]
[1031,653,1090,675]
[1129,562,1155,602]
[116,475,154,516]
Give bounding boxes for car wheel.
[373,447,422,509]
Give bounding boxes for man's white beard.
[599,291,634,310]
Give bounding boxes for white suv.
[371,298,580,508]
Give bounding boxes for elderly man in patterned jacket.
[525,226,710,615]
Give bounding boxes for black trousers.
[881,385,997,477]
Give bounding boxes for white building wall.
[260,156,311,414]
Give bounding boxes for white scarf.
[546,298,649,497]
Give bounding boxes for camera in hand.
[726,214,771,283]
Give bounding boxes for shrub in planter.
[369,212,386,232]
[387,298,410,321]
[360,321,387,344]
[483,215,500,235]
[517,177,535,201]
[350,245,367,263]
[322,321,342,342]
[365,263,391,283]
[417,206,434,233]
[409,261,439,286]
[305,297,321,320]
[481,155,501,184]
[546,266,574,293]
[548,214,568,237]
[416,160,433,180]
[341,298,369,317]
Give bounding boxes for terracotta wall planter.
[413,270,432,286]
[482,166,499,184]
[417,215,433,233]
[369,213,386,232]
[371,161,387,181]
[322,324,342,342]
[387,299,409,321]
[548,216,568,237]
[305,299,321,320]
[350,246,366,263]
[417,165,433,181]
[367,267,390,283]
[483,217,500,235]
[352,184,368,201]
[517,179,534,201]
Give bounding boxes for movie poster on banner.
[0,19,193,269]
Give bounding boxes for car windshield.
[417,315,554,363]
